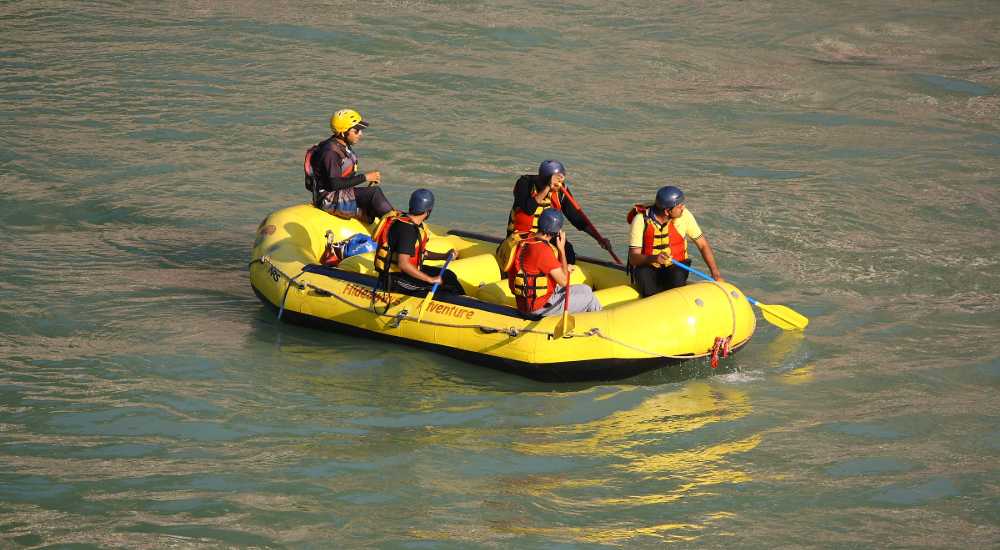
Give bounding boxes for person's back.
[507,236,560,313]
[506,209,601,316]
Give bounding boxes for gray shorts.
[531,285,602,316]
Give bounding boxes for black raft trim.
[301,263,544,321]
[445,229,627,273]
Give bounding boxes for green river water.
[1,1,998,547]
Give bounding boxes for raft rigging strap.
[707,277,740,368]
[250,256,742,361]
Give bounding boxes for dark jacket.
[310,136,367,193]
[511,174,588,232]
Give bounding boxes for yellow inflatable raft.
[250,204,756,381]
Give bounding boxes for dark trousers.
[563,240,577,265]
[316,186,395,221]
[631,259,691,298]
[389,266,465,296]
[353,186,394,219]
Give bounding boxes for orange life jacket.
[506,236,558,312]
[507,185,563,235]
[626,204,687,265]
[372,213,429,274]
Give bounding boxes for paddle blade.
[553,312,576,339]
[416,292,435,323]
[757,302,809,331]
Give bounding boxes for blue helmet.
[655,186,685,211]
[537,208,564,235]
[408,188,435,214]
[538,160,566,179]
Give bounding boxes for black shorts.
[388,266,465,296]
[630,259,691,298]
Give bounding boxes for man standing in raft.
[506,209,601,316]
[373,189,464,296]
[627,185,722,297]
[305,109,395,223]
[500,160,614,266]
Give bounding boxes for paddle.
[670,259,809,331]
[553,240,576,339]
[416,251,455,323]
[561,187,623,265]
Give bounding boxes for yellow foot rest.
[592,285,640,309]
[338,251,504,298]
[446,254,503,296]
[337,252,376,275]
[477,280,516,308]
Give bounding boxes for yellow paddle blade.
[416,292,435,323]
[757,302,809,331]
[553,312,576,339]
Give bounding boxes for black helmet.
[655,186,685,211]
[537,208,564,235]
[538,160,566,179]
[408,188,435,214]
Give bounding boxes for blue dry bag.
[341,233,377,259]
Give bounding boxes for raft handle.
[387,309,408,329]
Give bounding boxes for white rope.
[249,256,744,357]
[250,257,551,336]
[579,327,700,360]
[709,277,739,339]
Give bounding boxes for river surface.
[2,1,998,547]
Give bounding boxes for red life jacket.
[304,146,317,191]
[373,213,429,274]
[626,204,687,265]
[506,236,559,312]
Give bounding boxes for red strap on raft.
[710,336,733,369]
[319,230,342,266]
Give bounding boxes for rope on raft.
[251,257,549,337]
[249,256,732,360]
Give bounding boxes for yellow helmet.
[330,109,369,134]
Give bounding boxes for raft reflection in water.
[493,382,759,544]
